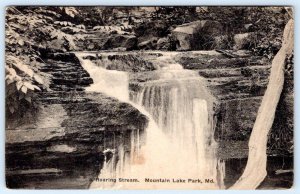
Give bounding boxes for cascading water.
[77,53,129,102]
[75,52,225,189]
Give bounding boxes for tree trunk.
[229,19,294,189]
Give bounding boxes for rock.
[103,34,137,51]
[233,32,257,50]
[6,92,148,189]
[81,34,138,51]
[40,53,93,91]
[6,49,292,188]
[175,55,265,70]
[171,21,202,50]
[171,20,223,50]
[173,21,203,35]
[156,37,170,50]
[213,35,230,49]
[138,37,158,50]
[215,97,263,141]
[111,47,127,51]
[47,144,77,153]
[135,20,169,42]
[82,55,98,60]
[46,52,79,62]
[200,20,223,35]
[87,53,156,72]
[244,23,254,31]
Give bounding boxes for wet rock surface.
[6,50,292,189]
[124,50,291,158]
[83,52,156,72]
[41,52,93,91]
[6,91,148,189]
[6,51,148,189]
[138,37,159,50]
[77,32,138,51]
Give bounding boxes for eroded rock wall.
[6,53,148,189]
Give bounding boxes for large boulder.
[81,33,138,51]
[156,37,171,50]
[171,20,223,50]
[171,21,202,50]
[135,20,169,42]
[138,37,158,50]
[233,32,257,50]
[212,35,231,49]
[103,34,137,51]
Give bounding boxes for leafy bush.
[5,6,86,116]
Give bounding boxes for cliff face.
[6,53,148,189]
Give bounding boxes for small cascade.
[76,52,129,102]
[75,52,225,189]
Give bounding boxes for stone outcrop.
[102,34,137,51]
[135,20,170,43]
[233,32,257,50]
[156,37,170,50]
[138,37,158,50]
[82,53,156,72]
[41,52,93,91]
[78,32,138,51]
[125,50,291,158]
[171,20,223,50]
[6,91,148,189]
[130,36,171,50]
[173,51,270,100]
[6,52,148,189]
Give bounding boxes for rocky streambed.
[6,50,293,189]
[77,50,293,188]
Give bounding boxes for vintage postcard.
[5,6,293,189]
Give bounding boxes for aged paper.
[5,6,293,189]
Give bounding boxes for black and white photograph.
[5,6,294,189]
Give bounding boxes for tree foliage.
[5,6,86,116]
[202,7,290,58]
[5,6,291,117]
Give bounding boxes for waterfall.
[76,53,129,102]
[75,52,225,189]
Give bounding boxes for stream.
[76,52,225,189]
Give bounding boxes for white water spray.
[75,52,225,189]
[77,53,129,102]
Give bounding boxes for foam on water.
[75,52,225,189]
